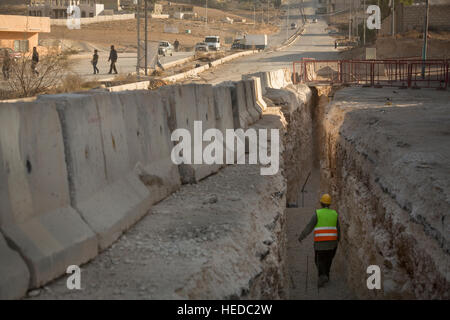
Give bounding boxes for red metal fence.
[292,59,449,89]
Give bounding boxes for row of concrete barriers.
[0,69,292,299]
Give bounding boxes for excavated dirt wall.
[316,87,450,299]
[264,84,314,206]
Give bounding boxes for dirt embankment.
[341,32,450,59]
[264,84,314,205]
[316,86,450,299]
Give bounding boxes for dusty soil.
[340,31,450,59]
[39,5,279,53]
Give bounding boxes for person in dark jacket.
[92,49,99,74]
[108,45,118,74]
[298,193,340,288]
[31,47,39,76]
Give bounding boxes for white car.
[312,18,318,23]
[194,42,209,52]
[158,41,173,56]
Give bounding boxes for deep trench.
[281,85,356,299]
[283,85,450,300]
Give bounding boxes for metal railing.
[293,59,449,89]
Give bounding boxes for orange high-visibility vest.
[314,208,338,242]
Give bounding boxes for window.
[14,40,29,53]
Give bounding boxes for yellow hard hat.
[320,194,332,205]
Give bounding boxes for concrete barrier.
[117,90,181,201]
[108,50,259,92]
[252,76,267,112]
[0,100,98,288]
[0,233,29,299]
[233,81,253,129]
[161,83,228,183]
[50,14,136,26]
[42,93,152,251]
[243,69,293,95]
[243,79,263,123]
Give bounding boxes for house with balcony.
[28,0,105,18]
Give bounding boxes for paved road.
[189,0,339,84]
[68,51,194,81]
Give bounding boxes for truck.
[204,36,220,51]
[231,34,268,50]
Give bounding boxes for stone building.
[28,0,105,18]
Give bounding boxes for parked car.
[158,41,173,56]
[312,18,318,23]
[194,42,209,52]
[0,47,21,65]
[290,23,297,30]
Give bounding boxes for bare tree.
[7,51,70,98]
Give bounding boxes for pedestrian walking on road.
[174,39,180,52]
[108,45,118,74]
[92,49,99,74]
[298,193,340,288]
[31,47,39,76]
[2,50,11,80]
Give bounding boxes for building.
[325,0,363,13]
[0,15,51,52]
[102,0,121,11]
[28,0,105,18]
[381,1,450,34]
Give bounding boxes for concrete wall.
[50,13,135,25]
[0,68,292,299]
[0,15,51,33]
[381,4,450,35]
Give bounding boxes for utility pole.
[136,0,140,79]
[144,0,148,76]
[422,0,429,78]
[206,0,208,26]
[254,3,256,29]
[349,1,352,40]
[267,0,269,25]
[136,0,148,78]
[286,4,289,41]
[363,0,366,45]
[392,0,395,38]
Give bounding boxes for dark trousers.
[31,61,39,76]
[93,62,99,74]
[314,248,336,278]
[109,61,117,74]
[2,66,10,80]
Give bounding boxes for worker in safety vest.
[298,193,340,288]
